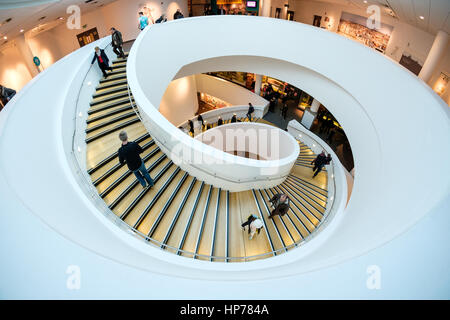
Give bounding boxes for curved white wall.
[0,16,449,286]
[159,75,199,126]
[194,122,299,189]
[127,16,450,274]
[195,73,268,106]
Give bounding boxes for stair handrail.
[67,41,336,263]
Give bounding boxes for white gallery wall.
[0,0,187,91]
[0,0,448,105]
[159,75,199,126]
[269,0,450,105]
[0,43,32,91]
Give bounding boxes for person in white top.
[241,214,264,240]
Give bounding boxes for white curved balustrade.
[193,122,299,190]
[127,15,450,274]
[177,104,268,130]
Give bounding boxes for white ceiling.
[309,0,450,35]
[0,0,117,45]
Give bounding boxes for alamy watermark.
[66,265,81,290]
[366,265,381,290]
[66,5,81,30]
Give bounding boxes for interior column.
[301,98,321,129]
[418,30,449,83]
[254,74,262,95]
[259,0,271,17]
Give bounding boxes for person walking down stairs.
[268,193,290,219]
[246,103,255,122]
[118,131,154,189]
[241,214,264,240]
[311,151,332,178]
[110,27,125,59]
[91,46,113,78]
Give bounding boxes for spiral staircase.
[85,54,331,262]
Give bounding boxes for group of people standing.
[138,9,184,31]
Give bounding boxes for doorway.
[275,8,281,18]
[313,15,322,27]
[76,28,99,47]
[286,10,294,21]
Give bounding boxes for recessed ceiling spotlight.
[20,29,24,32]
[419,16,425,20]
[58,16,64,20]
[363,0,367,3]
[3,36,7,40]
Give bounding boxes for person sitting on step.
[241,214,264,240]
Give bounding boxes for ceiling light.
[419,16,424,20]
[3,36,7,40]
[363,0,367,3]
[20,29,24,32]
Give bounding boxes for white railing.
[177,104,268,134]
[287,119,349,238]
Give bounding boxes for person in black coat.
[230,113,237,123]
[188,119,194,132]
[155,14,167,23]
[197,114,204,127]
[281,103,288,119]
[91,46,113,78]
[268,193,290,219]
[174,9,184,19]
[246,103,255,121]
[311,151,330,178]
[110,27,125,59]
[0,84,16,109]
[118,131,154,188]
[217,116,223,126]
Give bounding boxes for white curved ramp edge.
[127,15,450,269]
[0,16,448,283]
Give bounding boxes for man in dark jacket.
[197,114,204,127]
[118,131,154,189]
[217,116,223,126]
[0,85,16,109]
[230,113,237,123]
[91,46,113,78]
[246,103,255,121]
[110,27,125,59]
[311,151,328,178]
[174,9,184,19]
[155,14,167,23]
[268,193,290,219]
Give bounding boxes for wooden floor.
[84,54,331,262]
